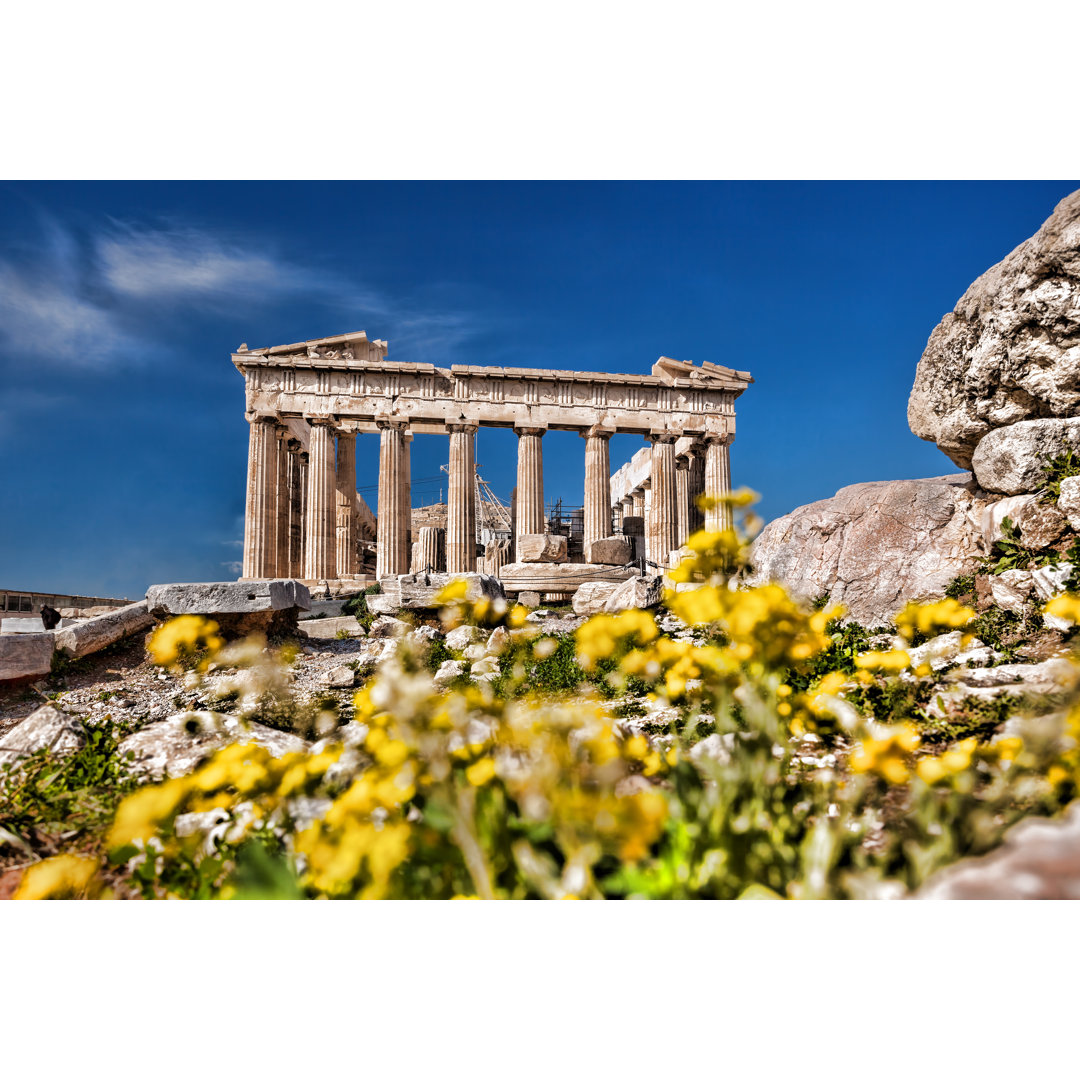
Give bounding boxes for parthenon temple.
[234,331,752,595]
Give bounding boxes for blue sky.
[2,181,1077,599]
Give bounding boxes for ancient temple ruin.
[233,331,752,594]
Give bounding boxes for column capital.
[514,425,546,437]
[704,432,734,447]
[308,415,339,431]
[376,419,409,433]
[448,422,478,435]
[675,454,691,470]
[581,424,613,441]
[648,432,678,445]
[286,438,302,453]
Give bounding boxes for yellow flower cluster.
[849,723,921,784]
[854,649,911,673]
[14,854,103,900]
[916,738,978,786]
[434,579,529,631]
[894,599,974,643]
[575,609,659,671]
[147,615,224,669]
[1045,594,1080,625]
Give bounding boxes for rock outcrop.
[970,417,1080,495]
[749,474,991,626]
[908,190,1080,469]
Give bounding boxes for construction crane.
[439,462,512,542]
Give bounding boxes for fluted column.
[622,496,635,528]
[297,450,309,574]
[272,426,290,577]
[402,432,413,569]
[642,479,653,564]
[447,424,478,573]
[242,416,278,579]
[303,419,338,581]
[612,502,623,532]
[335,431,358,578]
[688,444,706,535]
[649,436,679,569]
[632,488,645,517]
[675,453,691,548]
[286,441,304,577]
[704,434,734,532]
[582,426,611,559]
[376,422,409,578]
[411,526,445,573]
[515,427,545,546]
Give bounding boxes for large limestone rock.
[916,801,1080,900]
[572,581,623,615]
[146,580,311,638]
[0,705,86,763]
[586,537,632,565]
[602,574,665,612]
[908,190,1080,469]
[54,600,154,658]
[368,573,505,614]
[516,534,568,563]
[0,632,54,682]
[971,417,1080,495]
[499,563,636,594]
[117,711,307,780]
[750,474,991,626]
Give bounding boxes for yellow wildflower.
[849,723,920,784]
[147,615,223,668]
[894,599,974,642]
[854,649,911,673]
[1045,594,1080,625]
[465,756,496,786]
[15,855,102,900]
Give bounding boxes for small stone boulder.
[572,581,622,615]
[517,534,568,563]
[518,591,542,608]
[990,569,1036,614]
[322,665,356,689]
[370,616,409,639]
[586,537,632,565]
[302,616,366,639]
[602,575,665,613]
[0,705,86,763]
[433,659,466,688]
[446,624,486,651]
[971,418,1080,496]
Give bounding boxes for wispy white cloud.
[0,214,484,372]
[221,560,243,575]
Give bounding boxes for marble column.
[649,436,679,569]
[642,479,653,564]
[242,416,278,579]
[675,453,691,548]
[298,450,309,573]
[402,432,413,570]
[612,501,624,532]
[622,495,635,528]
[376,422,409,578]
[447,423,478,573]
[581,426,611,558]
[688,444,706,535]
[303,419,338,581]
[286,440,304,577]
[412,526,445,573]
[631,488,645,518]
[704,434,734,532]
[515,427,545,545]
[335,431,359,578]
[272,426,290,577]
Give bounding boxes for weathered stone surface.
[367,573,504,614]
[54,600,154,658]
[749,475,991,626]
[0,705,86,763]
[117,711,307,780]
[500,562,635,594]
[971,417,1080,495]
[322,665,356,688]
[518,591,542,608]
[370,616,408,639]
[445,625,485,651]
[147,580,311,615]
[906,631,992,673]
[301,615,365,639]
[585,537,632,565]
[908,190,1080,469]
[1032,563,1074,600]
[572,581,622,615]
[990,569,1035,614]
[433,659,466,688]
[299,598,348,620]
[947,657,1076,695]
[916,801,1080,900]
[0,632,54,682]
[517,533,568,563]
[602,574,665,613]
[1058,476,1080,530]
[979,494,1042,549]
